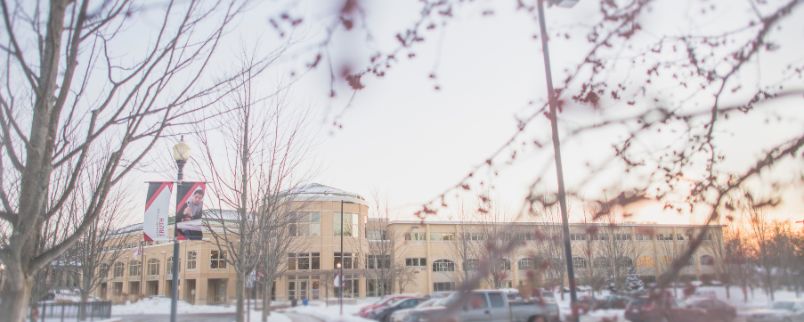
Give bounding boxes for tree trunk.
[261,282,273,322]
[0,265,33,322]
[79,291,89,321]
[236,271,245,322]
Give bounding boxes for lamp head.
[172,136,191,162]
[548,0,579,8]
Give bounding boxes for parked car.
[406,289,560,322]
[683,298,736,322]
[368,297,427,322]
[742,299,804,322]
[360,295,418,318]
[390,297,449,322]
[625,295,709,322]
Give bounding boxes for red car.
[359,296,415,318]
[625,295,709,322]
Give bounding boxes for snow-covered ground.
[283,298,378,322]
[111,296,291,322]
[112,296,236,315]
[566,286,803,322]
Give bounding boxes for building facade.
[95,184,724,304]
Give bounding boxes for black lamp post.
[170,138,191,322]
[537,0,580,319]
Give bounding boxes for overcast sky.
[123,0,803,227]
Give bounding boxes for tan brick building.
[95,184,724,304]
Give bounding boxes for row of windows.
[419,254,716,272]
[287,212,360,238]
[402,231,714,242]
[100,250,226,278]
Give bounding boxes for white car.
[743,300,804,322]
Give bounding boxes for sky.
[120,0,804,228]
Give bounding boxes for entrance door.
[184,279,196,304]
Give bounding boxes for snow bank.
[284,301,374,322]
[112,296,235,315]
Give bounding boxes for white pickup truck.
[405,290,560,322]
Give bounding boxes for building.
[95,184,724,304]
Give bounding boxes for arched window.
[113,262,124,277]
[594,257,610,268]
[616,257,634,267]
[433,259,455,272]
[700,255,714,266]
[572,257,587,269]
[147,259,160,276]
[497,259,511,271]
[129,260,141,276]
[99,263,110,277]
[518,258,536,270]
[464,259,479,271]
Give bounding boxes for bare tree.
[198,57,309,321]
[0,1,255,320]
[748,199,776,301]
[73,187,128,320]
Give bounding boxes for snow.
[110,296,292,321]
[558,285,804,322]
[112,296,236,315]
[284,299,376,322]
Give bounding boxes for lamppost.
[170,138,191,322]
[537,0,580,319]
[338,199,357,316]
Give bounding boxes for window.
[433,282,454,292]
[367,279,392,297]
[367,229,387,241]
[572,257,587,269]
[462,232,486,241]
[657,234,672,241]
[211,250,227,269]
[290,212,321,237]
[333,213,359,237]
[430,232,456,241]
[147,259,160,276]
[615,234,632,241]
[488,293,505,308]
[636,234,652,241]
[129,260,141,276]
[334,252,356,269]
[570,234,586,241]
[636,256,655,268]
[99,263,110,278]
[518,258,536,270]
[367,255,391,269]
[433,259,455,272]
[166,257,180,275]
[496,259,511,271]
[464,259,479,271]
[113,262,124,278]
[405,257,426,267]
[616,257,633,267]
[187,251,197,270]
[700,255,715,266]
[593,234,609,241]
[404,232,426,241]
[289,253,321,270]
[676,234,685,241]
[514,231,536,241]
[594,257,610,268]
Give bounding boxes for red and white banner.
[176,182,206,240]
[143,182,173,241]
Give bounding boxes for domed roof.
[288,183,367,205]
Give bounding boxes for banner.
[176,182,206,240]
[143,182,173,241]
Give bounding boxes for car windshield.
[771,302,794,311]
